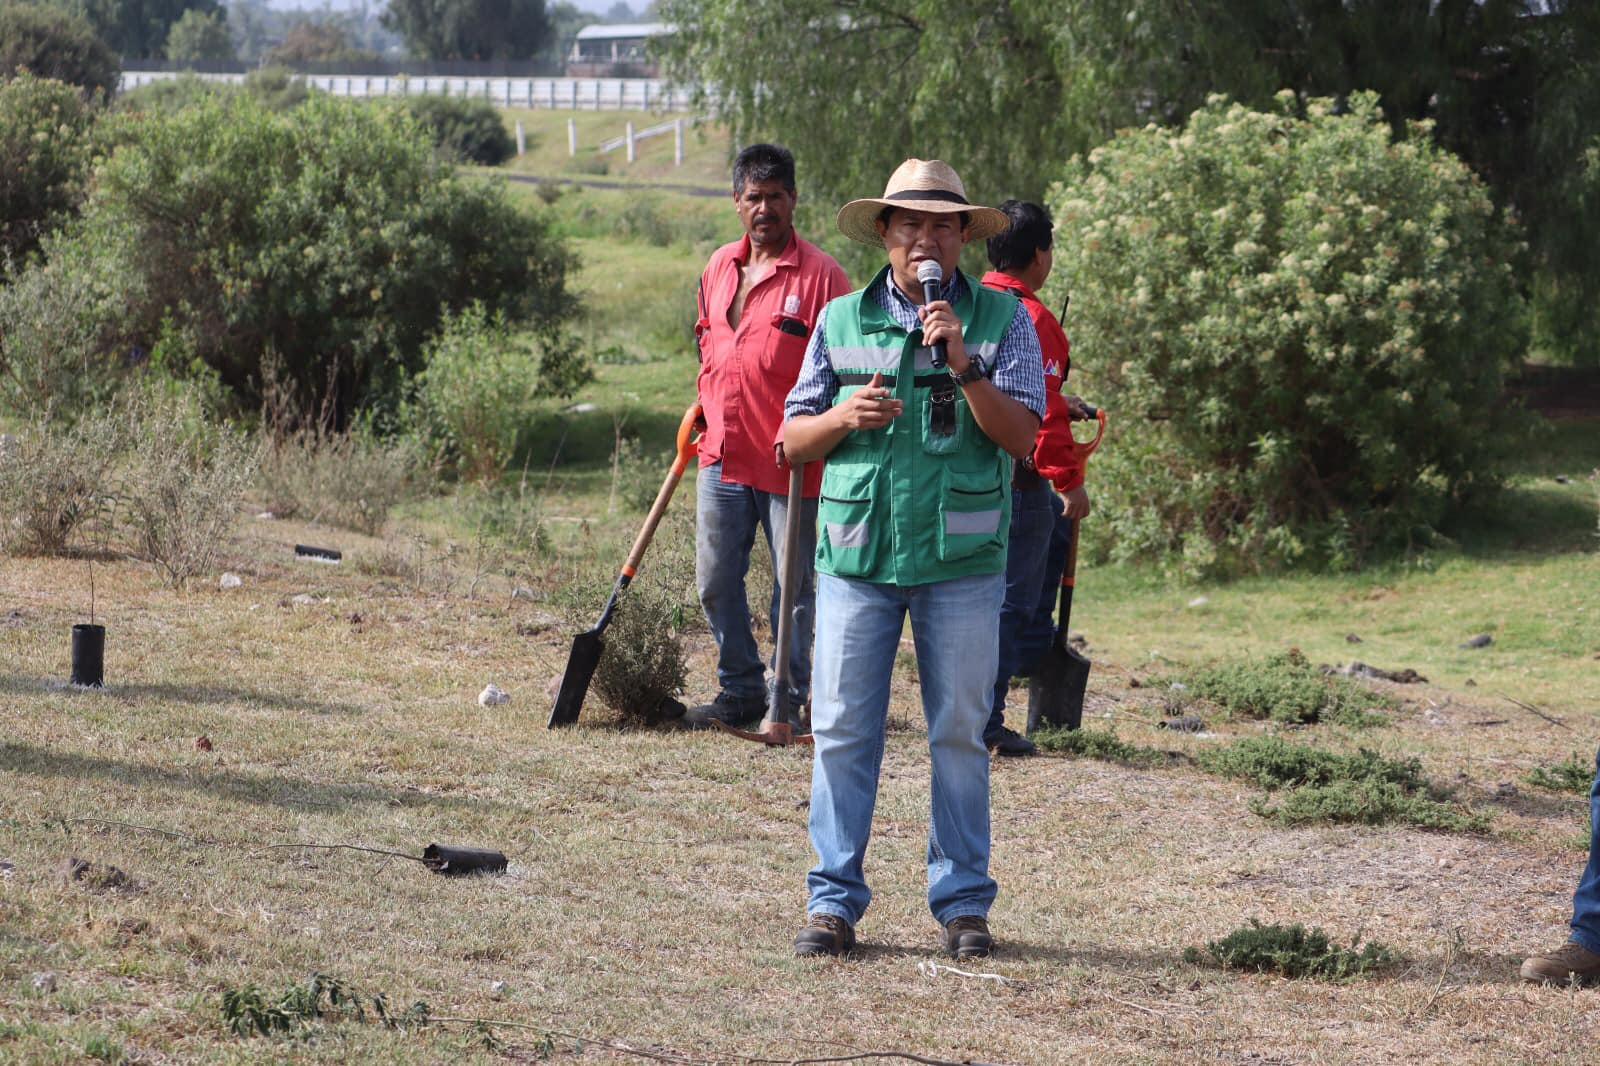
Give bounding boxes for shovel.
[1026,406,1106,734]
[716,460,813,747]
[548,402,702,728]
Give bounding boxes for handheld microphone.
[916,260,947,368]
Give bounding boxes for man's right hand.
[1062,486,1091,520]
[834,370,902,431]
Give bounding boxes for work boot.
[942,915,994,959]
[681,691,766,730]
[793,913,855,957]
[985,726,1036,757]
[1520,940,1600,985]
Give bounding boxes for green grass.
[497,108,733,190]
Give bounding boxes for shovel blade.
[548,629,604,728]
[1026,644,1091,733]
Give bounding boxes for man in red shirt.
[981,199,1092,755]
[684,144,851,729]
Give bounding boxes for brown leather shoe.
[794,913,855,957]
[1521,940,1600,985]
[942,915,994,959]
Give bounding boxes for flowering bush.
[1052,93,1526,575]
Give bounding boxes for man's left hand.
[1062,486,1091,520]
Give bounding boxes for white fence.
[118,71,694,111]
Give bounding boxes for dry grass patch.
[2,508,1600,1063]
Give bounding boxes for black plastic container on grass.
[71,623,105,688]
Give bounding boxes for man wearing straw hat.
[780,159,1046,959]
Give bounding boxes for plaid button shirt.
[784,269,1046,423]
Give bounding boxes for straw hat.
[836,158,1009,247]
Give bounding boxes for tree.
[659,0,1600,361]
[163,7,231,62]
[0,3,118,95]
[58,0,222,59]
[539,1,591,66]
[264,20,375,67]
[381,0,552,61]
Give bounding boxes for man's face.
[876,208,968,298]
[735,179,796,250]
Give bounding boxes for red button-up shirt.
[980,270,1084,493]
[696,231,850,497]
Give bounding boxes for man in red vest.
[981,200,1093,756]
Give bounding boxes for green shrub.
[48,93,575,426]
[1031,726,1174,767]
[589,584,690,727]
[0,4,118,96]
[1196,736,1425,792]
[122,393,261,588]
[240,66,312,112]
[1199,735,1488,831]
[1524,752,1595,795]
[1181,649,1393,727]
[401,95,514,165]
[407,304,589,481]
[1249,779,1490,832]
[116,72,233,115]
[0,232,140,416]
[0,72,99,267]
[0,407,124,556]
[1052,93,1526,575]
[1184,921,1396,980]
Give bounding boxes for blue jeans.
[987,484,1058,739]
[694,461,817,705]
[806,570,1003,926]
[1569,747,1600,951]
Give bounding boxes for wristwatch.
[950,356,987,385]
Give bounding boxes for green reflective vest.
[815,267,1019,587]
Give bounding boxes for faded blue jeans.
[1568,747,1600,952]
[805,570,1003,926]
[987,483,1059,740]
[694,461,817,706]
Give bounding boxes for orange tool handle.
[1073,405,1108,460]
[669,401,704,477]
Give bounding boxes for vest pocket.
[919,385,966,455]
[818,464,880,578]
[937,466,1006,562]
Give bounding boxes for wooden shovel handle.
[622,402,702,578]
